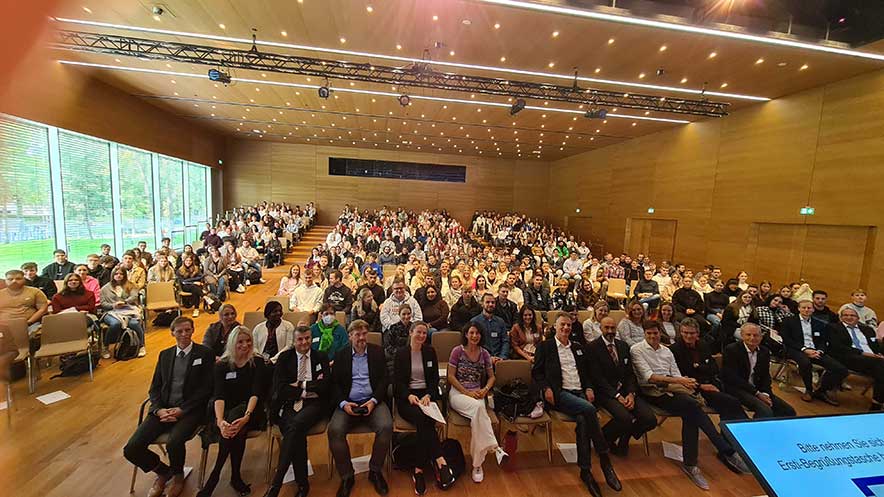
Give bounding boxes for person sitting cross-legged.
[327,320,393,497]
[630,318,750,490]
[533,314,621,497]
[123,317,214,497]
[826,307,884,412]
[780,299,847,405]
[721,323,796,419]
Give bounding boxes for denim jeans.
[554,390,609,469]
[102,313,145,345]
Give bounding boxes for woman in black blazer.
[393,321,456,494]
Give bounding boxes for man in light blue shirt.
[470,293,510,363]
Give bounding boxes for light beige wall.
[223,140,550,226]
[548,68,884,309]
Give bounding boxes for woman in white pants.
[447,322,508,483]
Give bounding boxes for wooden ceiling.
[45,0,884,162]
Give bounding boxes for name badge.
[813,332,820,337]
[315,363,322,372]
[312,337,320,343]
[225,371,237,380]
[872,337,878,342]
[192,358,202,366]
[427,361,433,368]
[575,349,583,356]
[693,363,700,368]
[705,358,711,363]
[491,332,498,338]
[624,358,628,364]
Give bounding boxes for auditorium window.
[158,157,185,249]
[328,157,467,183]
[0,117,55,271]
[59,131,114,262]
[186,162,209,244]
[118,146,155,251]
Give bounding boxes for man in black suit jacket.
[721,323,796,418]
[533,314,620,497]
[826,307,884,411]
[265,325,331,497]
[123,317,214,497]
[327,319,392,497]
[781,300,847,405]
[586,317,656,456]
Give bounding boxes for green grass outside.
[0,238,114,272]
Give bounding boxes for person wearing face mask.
[586,316,656,457]
[826,307,884,411]
[310,304,349,360]
[253,301,295,365]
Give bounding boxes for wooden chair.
[242,311,264,331]
[606,279,628,308]
[366,332,382,347]
[130,398,203,493]
[444,397,498,440]
[145,281,180,321]
[283,311,312,327]
[3,318,29,426]
[266,296,290,312]
[266,418,331,481]
[335,311,347,327]
[430,331,461,366]
[608,310,626,325]
[546,310,565,327]
[29,312,92,393]
[577,310,594,324]
[494,360,553,462]
[198,428,264,488]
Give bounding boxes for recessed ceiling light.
[82,6,92,14]
[777,61,788,67]
[607,38,615,44]
[449,50,455,56]
[720,82,728,88]
[114,58,120,62]
[800,64,809,70]
[632,122,637,126]
[432,15,439,21]
[281,30,288,37]
[594,67,601,73]
[548,61,555,68]
[680,77,688,83]
[659,45,667,52]
[708,51,717,58]
[494,22,501,29]
[500,56,507,62]
[396,44,402,50]
[552,30,559,37]
[339,37,346,44]
[366,5,374,13]
[638,73,646,79]
[218,23,226,30]
[153,14,161,21]
[755,57,764,65]
[170,79,176,84]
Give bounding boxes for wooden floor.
[1,225,871,497]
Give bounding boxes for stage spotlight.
[398,94,411,106]
[318,86,330,99]
[584,108,607,119]
[509,98,526,115]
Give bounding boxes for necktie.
[177,350,185,360]
[294,354,308,412]
[849,327,864,351]
[608,343,618,363]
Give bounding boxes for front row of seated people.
[122,295,884,497]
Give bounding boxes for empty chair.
[608,309,627,325]
[430,331,461,366]
[335,310,347,326]
[546,310,565,327]
[145,281,179,320]
[366,332,382,347]
[606,278,628,307]
[266,296,290,312]
[29,312,93,393]
[283,311,312,327]
[577,309,594,324]
[242,311,265,331]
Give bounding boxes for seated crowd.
[0,201,315,360]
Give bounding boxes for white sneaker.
[192,309,200,318]
[529,401,544,419]
[471,466,484,483]
[494,447,509,466]
[259,278,267,284]
[244,279,250,286]
[236,285,246,293]
[101,346,111,359]
[137,347,147,358]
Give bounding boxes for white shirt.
[176,343,194,357]
[630,340,681,385]
[380,295,423,330]
[508,286,524,307]
[291,283,323,313]
[745,344,758,386]
[800,317,815,350]
[562,258,583,276]
[556,337,581,391]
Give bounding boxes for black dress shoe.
[262,485,281,497]
[600,458,622,491]
[413,472,427,496]
[368,471,389,496]
[580,469,603,497]
[813,390,839,406]
[435,464,455,490]
[337,477,355,497]
[295,482,310,497]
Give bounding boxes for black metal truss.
[52,30,729,117]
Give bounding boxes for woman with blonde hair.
[660,272,682,303]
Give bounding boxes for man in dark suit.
[265,325,331,497]
[781,299,846,405]
[670,320,748,421]
[586,316,656,456]
[533,314,620,497]
[721,323,796,418]
[327,319,392,497]
[123,317,214,497]
[826,307,884,411]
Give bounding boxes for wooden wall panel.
[548,67,884,311]
[224,140,548,225]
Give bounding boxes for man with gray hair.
[721,323,796,418]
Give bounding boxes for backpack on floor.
[114,327,141,361]
[391,433,421,471]
[204,295,222,313]
[246,267,262,285]
[493,378,538,422]
[441,438,466,479]
[52,348,101,378]
[151,309,178,328]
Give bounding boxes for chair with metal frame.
[29,312,93,393]
[493,360,553,462]
[129,398,204,493]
